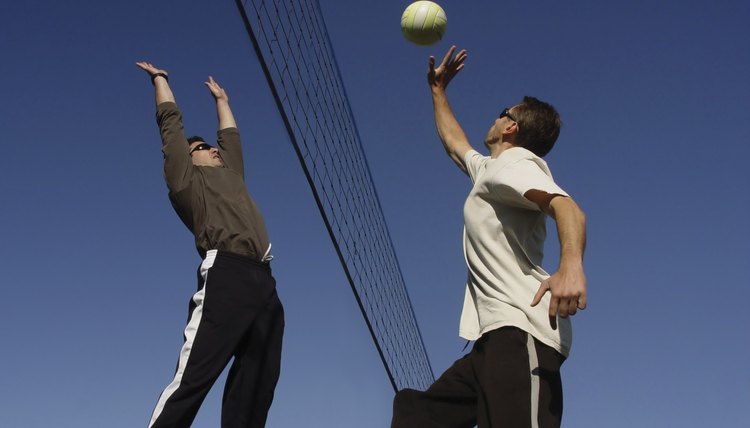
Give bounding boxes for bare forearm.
[549,197,586,268]
[215,98,237,130]
[431,87,472,168]
[530,195,588,323]
[153,76,175,105]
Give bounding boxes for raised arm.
[205,76,243,174]
[428,46,474,173]
[136,61,192,192]
[527,191,587,329]
[136,61,175,106]
[205,76,237,130]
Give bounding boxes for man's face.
[189,141,224,167]
[484,105,519,147]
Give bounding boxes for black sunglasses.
[189,143,214,155]
[499,107,517,122]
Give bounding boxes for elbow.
[442,138,469,159]
[566,198,586,224]
[571,201,587,232]
[573,199,586,223]
[441,141,458,160]
[550,195,585,222]
[567,197,583,213]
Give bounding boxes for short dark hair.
[512,96,561,157]
[187,135,205,145]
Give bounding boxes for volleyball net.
[234,0,434,391]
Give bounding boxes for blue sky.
[1,0,748,427]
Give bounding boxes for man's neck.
[489,141,516,159]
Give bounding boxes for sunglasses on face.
[499,108,517,122]
[189,143,214,155]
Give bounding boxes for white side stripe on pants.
[148,250,217,427]
[527,333,540,428]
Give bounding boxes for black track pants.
[148,250,284,428]
[392,327,565,428]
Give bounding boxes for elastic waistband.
[205,249,271,272]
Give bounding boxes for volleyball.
[400,1,447,46]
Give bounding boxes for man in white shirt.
[391,46,587,428]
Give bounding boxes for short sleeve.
[493,158,569,210]
[464,150,489,183]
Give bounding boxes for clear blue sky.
[1,0,748,427]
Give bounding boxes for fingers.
[438,46,468,69]
[136,61,155,70]
[454,49,468,64]
[533,277,586,330]
[567,300,578,316]
[577,293,587,310]
[135,61,153,72]
[551,294,582,318]
[559,287,587,315]
[204,76,229,101]
[548,296,558,330]
[136,61,167,78]
[440,45,456,66]
[207,76,224,89]
[546,294,577,329]
[561,298,576,317]
[452,51,467,74]
[530,281,549,307]
[547,294,559,319]
[204,76,222,94]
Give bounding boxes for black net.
[234,0,434,391]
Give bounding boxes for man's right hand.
[136,61,175,104]
[428,45,467,91]
[136,61,169,81]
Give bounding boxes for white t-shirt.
[460,147,572,356]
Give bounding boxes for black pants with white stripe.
[392,327,565,428]
[148,250,284,428]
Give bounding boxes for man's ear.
[502,121,519,136]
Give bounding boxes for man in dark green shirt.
[137,61,283,428]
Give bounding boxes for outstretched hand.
[531,265,587,330]
[136,61,168,79]
[204,76,229,102]
[428,45,467,90]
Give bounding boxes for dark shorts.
[392,326,565,428]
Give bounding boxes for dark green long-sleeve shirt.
[156,101,270,260]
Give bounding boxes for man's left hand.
[531,264,587,329]
[204,76,229,102]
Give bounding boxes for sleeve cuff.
[218,127,239,136]
[156,101,179,112]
